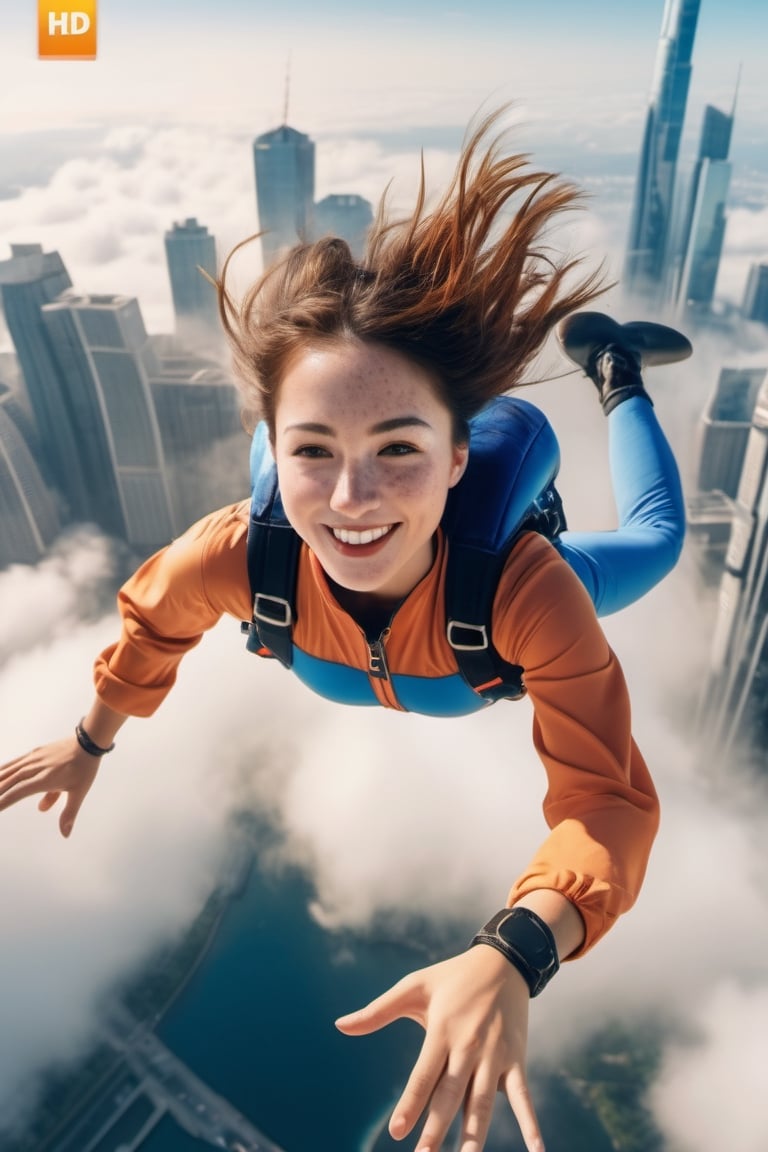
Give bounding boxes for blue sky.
[4,0,766,140]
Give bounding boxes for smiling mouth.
[330,525,394,546]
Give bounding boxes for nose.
[329,458,381,517]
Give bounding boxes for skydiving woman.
[0,110,691,1152]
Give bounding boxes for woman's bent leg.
[554,395,685,616]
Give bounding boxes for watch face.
[498,911,555,967]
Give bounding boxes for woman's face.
[272,339,468,602]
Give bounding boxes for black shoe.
[557,312,693,415]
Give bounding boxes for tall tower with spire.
[252,62,315,269]
[624,0,702,299]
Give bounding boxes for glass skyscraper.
[743,263,768,325]
[0,244,92,521]
[41,293,178,549]
[164,218,220,346]
[253,124,315,268]
[0,386,60,567]
[148,342,244,526]
[313,194,373,258]
[698,372,768,757]
[675,104,734,312]
[624,0,701,298]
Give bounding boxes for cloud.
[0,529,120,665]
[650,982,768,1152]
[0,126,258,334]
[0,540,328,1129]
[716,202,768,306]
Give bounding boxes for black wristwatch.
[470,907,559,997]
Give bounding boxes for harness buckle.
[252,593,293,628]
[446,620,489,652]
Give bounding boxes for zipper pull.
[367,635,390,680]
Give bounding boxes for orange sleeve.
[93,502,253,717]
[493,533,660,955]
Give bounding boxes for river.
[139,859,428,1152]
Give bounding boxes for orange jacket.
[94,500,659,955]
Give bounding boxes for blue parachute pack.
[241,395,566,703]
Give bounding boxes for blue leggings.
[553,396,685,616]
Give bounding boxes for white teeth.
[332,525,392,545]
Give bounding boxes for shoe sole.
[557,311,693,370]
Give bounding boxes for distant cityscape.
[1,1,767,1149]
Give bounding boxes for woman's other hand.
[0,736,102,838]
[336,944,544,1152]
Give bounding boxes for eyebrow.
[283,416,432,436]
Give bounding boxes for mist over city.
[1,2,768,1151]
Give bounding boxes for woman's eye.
[293,445,331,458]
[380,442,418,456]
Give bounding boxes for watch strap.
[470,907,559,997]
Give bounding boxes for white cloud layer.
[650,982,768,1152]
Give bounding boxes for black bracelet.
[75,718,115,758]
[470,907,559,997]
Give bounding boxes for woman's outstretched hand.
[336,944,544,1152]
[0,738,101,838]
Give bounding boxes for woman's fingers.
[388,1029,447,1141]
[336,971,426,1036]
[457,1058,499,1152]
[0,738,100,834]
[0,766,51,809]
[502,1065,544,1152]
[37,791,61,813]
[408,1045,477,1152]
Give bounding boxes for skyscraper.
[0,384,60,567]
[313,194,374,257]
[675,103,734,313]
[624,0,701,298]
[253,124,315,268]
[742,263,768,325]
[164,218,220,346]
[149,343,244,526]
[697,369,768,756]
[41,293,179,550]
[0,244,92,521]
[693,367,765,499]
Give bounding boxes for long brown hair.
[218,108,605,436]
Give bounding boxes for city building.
[164,218,220,347]
[685,366,764,586]
[675,103,734,314]
[313,193,374,257]
[253,124,315,268]
[742,262,768,325]
[0,244,92,521]
[624,0,701,299]
[0,384,60,567]
[41,293,179,550]
[692,367,766,498]
[149,340,245,526]
[696,369,768,756]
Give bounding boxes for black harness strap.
[444,541,526,702]
[241,514,302,669]
[443,485,567,703]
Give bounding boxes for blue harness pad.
[292,649,489,717]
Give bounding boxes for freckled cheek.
[276,465,331,521]
[388,462,452,504]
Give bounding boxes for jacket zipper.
[367,632,390,679]
[363,626,404,709]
